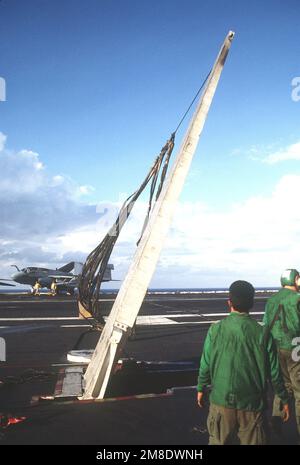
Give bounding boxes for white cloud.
[54,173,300,287]
[162,174,300,286]
[232,141,300,165]
[0,132,7,152]
[78,185,95,196]
[262,141,300,164]
[0,133,99,275]
[51,175,65,186]
[0,147,45,194]
[1,131,300,288]
[19,149,44,170]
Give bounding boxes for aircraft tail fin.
[58,262,75,273]
[58,261,84,275]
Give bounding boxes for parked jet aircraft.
[0,262,114,295]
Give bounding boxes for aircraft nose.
[11,272,22,283]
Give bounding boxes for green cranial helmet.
[280,269,299,287]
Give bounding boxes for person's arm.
[197,326,212,407]
[266,334,290,421]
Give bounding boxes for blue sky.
[0,0,300,287]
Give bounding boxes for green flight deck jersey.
[197,312,288,411]
[263,288,300,351]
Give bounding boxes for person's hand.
[282,404,290,422]
[197,391,204,408]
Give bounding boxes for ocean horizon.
[0,286,280,295]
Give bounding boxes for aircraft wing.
[48,274,77,281]
[0,281,15,286]
[55,277,78,285]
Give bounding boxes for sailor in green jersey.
[263,269,300,439]
[197,280,289,445]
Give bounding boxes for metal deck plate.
[54,367,84,398]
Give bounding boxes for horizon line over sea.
[0,286,281,295]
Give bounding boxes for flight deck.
[0,293,298,445]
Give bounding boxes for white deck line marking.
[0,296,270,305]
[0,300,75,304]
[60,324,91,328]
[135,316,176,325]
[1,306,19,309]
[0,318,265,329]
[195,311,263,317]
[114,312,264,319]
[145,297,269,301]
[0,312,264,322]
[137,320,217,325]
[0,317,79,321]
[0,325,94,329]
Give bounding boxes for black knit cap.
[229,280,255,312]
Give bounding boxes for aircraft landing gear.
[32,282,41,296]
[51,281,57,296]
